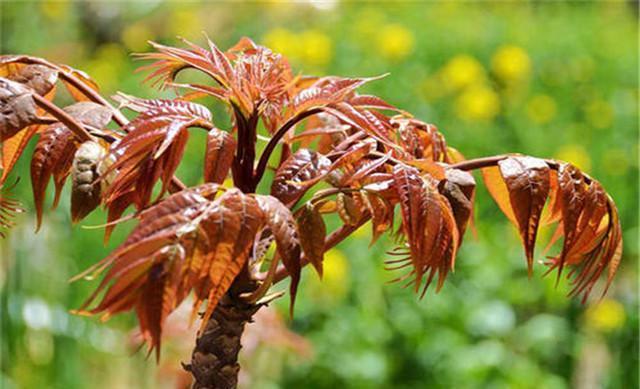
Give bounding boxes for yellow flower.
[378,24,415,62]
[455,84,500,121]
[526,94,557,124]
[491,45,531,83]
[84,44,127,92]
[554,144,592,173]
[323,248,348,289]
[121,22,154,52]
[584,100,614,129]
[307,248,349,303]
[262,28,301,62]
[40,1,69,20]
[441,55,485,90]
[584,298,626,333]
[299,30,333,67]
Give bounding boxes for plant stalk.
[185,295,261,389]
[186,266,263,388]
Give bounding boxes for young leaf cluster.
[0,37,623,356]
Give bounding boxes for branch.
[449,155,510,171]
[32,94,92,142]
[450,153,589,184]
[14,56,129,126]
[253,108,323,186]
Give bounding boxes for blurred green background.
[1,1,638,388]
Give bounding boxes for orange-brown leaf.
[198,189,265,327]
[439,168,475,242]
[255,195,301,314]
[59,64,100,102]
[271,149,331,206]
[1,125,40,184]
[297,203,326,278]
[203,128,236,184]
[497,156,550,272]
[481,165,518,225]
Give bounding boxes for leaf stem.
[449,155,510,171]
[253,108,323,186]
[450,154,589,183]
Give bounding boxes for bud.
[336,192,362,226]
[71,141,109,223]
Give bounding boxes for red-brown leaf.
[105,97,211,210]
[30,124,76,230]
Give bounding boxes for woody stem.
[450,154,587,182]
[186,295,261,389]
[32,94,92,142]
[253,108,323,186]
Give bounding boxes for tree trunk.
[185,294,261,389]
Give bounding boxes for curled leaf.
[7,64,58,96]
[498,156,550,273]
[390,164,459,294]
[271,149,331,206]
[439,168,475,242]
[0,78,38,142]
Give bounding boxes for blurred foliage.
[1,1,638,389]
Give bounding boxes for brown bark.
[185,295,261,389]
